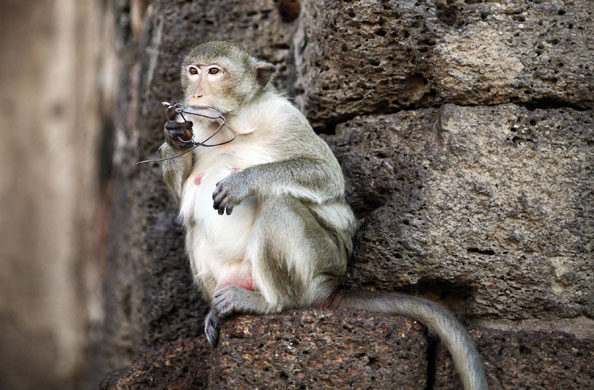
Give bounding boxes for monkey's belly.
[180,167,257,290]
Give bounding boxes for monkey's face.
[181,42,276,115]
[182,60,240,113]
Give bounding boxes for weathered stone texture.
[101,310,428,390]
[100,313,594,390]
[211,310,427,389]
[100,337,210,390]
[434,328,594,390]
[326,104,594,321]
[293,0,594,130]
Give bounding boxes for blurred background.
[0,0,116,388]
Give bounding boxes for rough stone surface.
[97,0,297,378]
[211,310,427,389]
[293,0,594,130]
[434,328,594,390]
[326,104,594,322]
[99,337,210,390]
[101,310,428,390]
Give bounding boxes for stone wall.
[96,0,593,388]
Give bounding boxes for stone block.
[293,0,594,130]
[434,328,594,389]
[211,310,427,389]
[101,310,428,389]
[325,104,594,321]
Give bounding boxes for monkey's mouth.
[182,105,224,120]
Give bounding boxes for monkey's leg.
[207,197,344,345]
[247,196,345,311]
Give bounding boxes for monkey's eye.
[208,67,221,75]
[188,66,199,75]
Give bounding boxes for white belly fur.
[180,163,257,289]
[178,103,286,292]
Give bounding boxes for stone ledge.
[101,309,428,389]
[211,310,427,389]
[100,310,594,389]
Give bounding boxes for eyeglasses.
[136,102,237,166]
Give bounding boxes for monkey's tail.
[331,289,488,390]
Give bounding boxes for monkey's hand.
[163,120,194,150]
[212,171,252,215]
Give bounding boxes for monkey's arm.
[212,126,344,214]
[213,155,344,215]
[159,143,193,203]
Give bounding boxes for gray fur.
[159,143,192,204]
[160,41,487,390]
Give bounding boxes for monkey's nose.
[193,94,204,98]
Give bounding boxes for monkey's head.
[181,41,277,114]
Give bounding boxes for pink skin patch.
[317,296,333,309]
[216,277,254,291]
[316,293,337,309]
[194,174,204,185]
[231,168,240,172]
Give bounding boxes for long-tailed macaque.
[159,41,487,390]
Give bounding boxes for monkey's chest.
[180,165,257,267]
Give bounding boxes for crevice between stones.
[425,333,438,390]
[316,98,591,135]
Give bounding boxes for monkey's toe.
[204,311,220,347]
[212,286,242,318]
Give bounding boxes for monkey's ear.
[255,63,277,87]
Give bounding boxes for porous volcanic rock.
[100,337,211,390]
[434,328,594,389]
[293,0,594,130]
[101,310,429,390]
[326,104,594,321]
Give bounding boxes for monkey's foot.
[204,310,220,347]
[212,285,268,318]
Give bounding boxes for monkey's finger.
[214,198,227,214]
[212,290,237,317]
[225,204,234,215]
[212,184,225,200]
[164,121,184,130]
[215,195,231,215]
[212,189,228,209]
[217,197,234,215]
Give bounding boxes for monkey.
[158,41,488,390]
